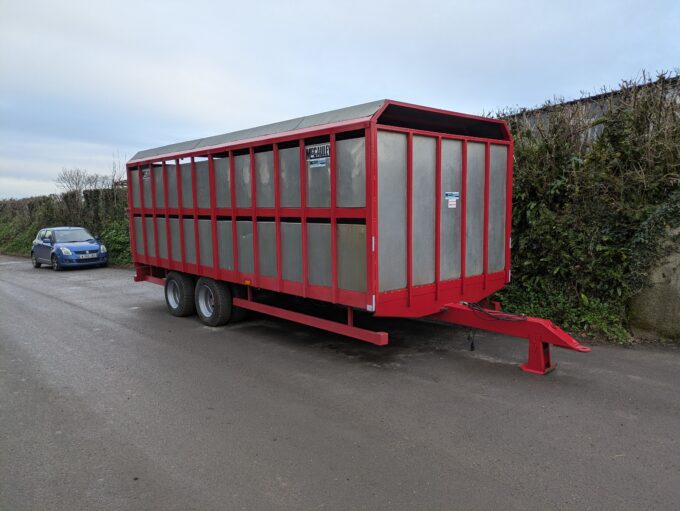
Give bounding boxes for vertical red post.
[299,142,308,298]
[330,133,338,303]
[150,163,160,261]
[274,144,283,291]
[406,132,413,306]
[505,141,514,284]
[138,166,148,261]
[460,141,468,293]
[483,143,490,290]
[229,151,239,276]
[191,157,200,269]
[176,159,186,271]
[366,124,378,312]
[434,136,442,300]
[250,147,259,282]
[162,162,171,263]
[126,166,137,263]
[208,155,219,276]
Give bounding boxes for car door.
[38,229,52,262]
[33,230,46,261]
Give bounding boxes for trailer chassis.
[138,269,588,375]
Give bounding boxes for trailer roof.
[130,100,386,162]
[130,99,509,163]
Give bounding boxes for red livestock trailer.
[127,100,589,374]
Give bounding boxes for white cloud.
[0,176,59,199]
[1,0,678,198]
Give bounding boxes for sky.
[0,0,678,199]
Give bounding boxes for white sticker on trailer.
[306,143,330,168]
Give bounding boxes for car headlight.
[60,247,72,256]
[100,244,107,253]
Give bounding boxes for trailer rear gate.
[128,100,589,375]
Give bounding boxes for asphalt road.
[1,254,679,510]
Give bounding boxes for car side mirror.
[42,237,52,244]
[95,235,101,242]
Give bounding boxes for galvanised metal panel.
[169,218,181,262]
[337,137,365,207]
[153,166,164,208]
[180,163,193,208]
[377,130,407,291]
[214,157,231,207]
[143,170,152,208]
[337,224,366,291]
[134,216,144,255]
[216,220,233,270]
[257,221,276,277]
[236,221,253,273]
[183,218,196,264]
[145,217,156,257]
[306,150,330,208]
[156,217,167,259]
[307,223,331,286]
[440,139,462,280]
[488,144,507,273]
[465,142,485,276]
[196,160,210,209]
[198,219,213,266]
[281,222,302,281]
[412,135,436,285]
[235,154,252,207]
[278,147,300,207]
[255,151,275,207]
[131,100,385,162]
[130,169,140,208]
[167,165,178,208]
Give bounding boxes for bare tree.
[56,167,92,194]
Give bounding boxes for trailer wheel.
[195,278,232,327]
[165,272,196,317]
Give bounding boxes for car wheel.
[31,252,41,268]
[164,272,196,317]
[100,260,108,268]
[51,254,62,271]
[195,278,232,327]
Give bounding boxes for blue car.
[31,226,108,270]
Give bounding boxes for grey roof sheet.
[131,99,386,162]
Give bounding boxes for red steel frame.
[127,100,589,374]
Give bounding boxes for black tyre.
[165,272,196,317]
[195,278,233,327]
[100,260,108,268]
[51,254,62,271]
[31,252,41,268]
[230,284,249,323]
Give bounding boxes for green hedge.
[495,74,680,342]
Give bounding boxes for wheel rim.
[31,254,36,265]
[197,284,215,318]
[52,256,57,269]
[167,280,180,309]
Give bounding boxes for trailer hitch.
[430,302,590,375]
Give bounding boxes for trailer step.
[431,302,590,375]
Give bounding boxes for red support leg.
[520,336,555,375]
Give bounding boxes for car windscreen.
[54,229,94,243]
